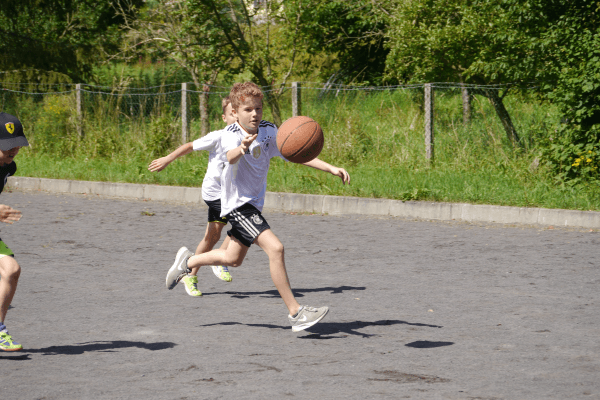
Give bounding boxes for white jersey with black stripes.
[219,120,284,217]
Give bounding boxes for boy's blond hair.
[229,82,263,111]
[221,96,232,114]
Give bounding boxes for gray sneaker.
[288,305,329,332]
[166,247,193,290]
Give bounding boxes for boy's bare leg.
[0,256,20,324]
[188,236,248,270]
[190,222,225,276]
[254,229,301,317]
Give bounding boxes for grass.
[5,85,600,212]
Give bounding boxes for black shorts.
[204,199,228,225]
[226,203,271,247]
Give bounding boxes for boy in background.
[149,97,236,296]
[166,82,350,332]
[0,113,30,351]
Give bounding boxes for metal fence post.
[181,82,189,144]
[76,83,83,137]
[292,82,301,117]
[424,83,434,163]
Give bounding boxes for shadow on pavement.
[24,340,177,355]
[300,319,443,339]
[0,354,31,361]
[405,340,454,348]
[203,285,367,299]
[198,319,442,339]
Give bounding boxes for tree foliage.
[465,0,600,183]
[385,0,600,182]
[292,0,390,85]
[384,0,522,144]
[115,0,236,133]
[0,0,140,82]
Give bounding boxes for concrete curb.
[7,176,600,229]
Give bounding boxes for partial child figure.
[0,113,30,351]
[148,97,237,296]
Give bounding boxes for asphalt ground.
[0,189,599,400]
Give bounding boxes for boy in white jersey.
[166,82,350,332]
[149,97,236,296]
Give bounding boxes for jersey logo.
[252,146,261,159]
[251,214,263,225]
[5,123,14,134]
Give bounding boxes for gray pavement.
[0,189,599,399]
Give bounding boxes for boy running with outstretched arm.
[0,113,30,351]
[149,97,237,296]
[165,82,350,332]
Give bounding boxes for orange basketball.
[276,116,324,164]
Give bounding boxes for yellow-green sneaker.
[211,266,232,282]
[181,275,202,297]
[0,331,22,351]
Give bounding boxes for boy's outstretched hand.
[0,205,22,224]
[331,167,350,185]
[148,156,172,172]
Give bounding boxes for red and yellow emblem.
[5,123,14,134]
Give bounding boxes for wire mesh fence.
[0,81,558,162]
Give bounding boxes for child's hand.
[148,157,171,172]
[240,133,258,153]
[0,205,22,224]
[331,167,350,185]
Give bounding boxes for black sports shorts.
[226,203,270,247]
[204,198,228,225]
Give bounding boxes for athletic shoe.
[166,247,193,290]
[211,265,232,282]
[0,331,22,351]
[288,305,329,332]
[181,275,202,297]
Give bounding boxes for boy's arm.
[302,158,351,184]
[0,205,22,224]
[148,142,193,172]
[227,133,258,164]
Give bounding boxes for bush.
[33,94,79,155]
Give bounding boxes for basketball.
[276,116,324,163]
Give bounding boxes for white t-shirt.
[219,120,283,217]
[192,128,231,201]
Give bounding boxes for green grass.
[6,86,600,211]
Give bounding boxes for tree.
[0,0,140,83]
[290,0,391,85]
[384,0,522,144]
[117,0,322,127]
[467,0,600,183]
[115,0,234,134]
[198,0,313,126]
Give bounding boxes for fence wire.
[0,82,557,160]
